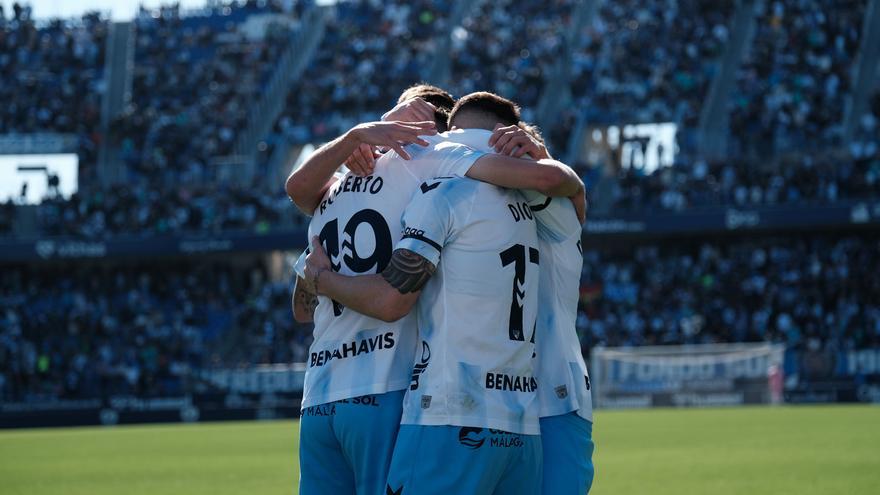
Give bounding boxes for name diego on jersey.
[507,201,535,223]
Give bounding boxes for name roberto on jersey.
[310,331,395,367]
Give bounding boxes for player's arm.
[301,182,453,322]
[284,120,437,215]
[304,241,432,323]
[467,154,583,197]
[472,124,587,223]
[404,139,583,206]
[292,275,317,323]
[466,124,582,201]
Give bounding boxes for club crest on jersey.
[555,385,568,399]
[410,341,431,390]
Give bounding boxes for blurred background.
[0,0,879,428]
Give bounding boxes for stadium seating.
[1,0,880,406]
[34,182,299,238]
[0,11,108,178]
[269,0,451,146]
[0,262,310,401]
[115,2,296,184]
[611,148,879,212]
[448,0,574,118]
[577,236,880,356]
[570,0,735,127]
[730,0,867,153]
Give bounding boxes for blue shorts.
[386,424,542,495]
[540,412,594,494]
[299,390,404,495]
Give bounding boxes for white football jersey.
[396,177,541,435]
[530,198,593,421]
[445,128,593,421]
[293,135,486,408]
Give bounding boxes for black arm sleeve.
[381,248,436,294]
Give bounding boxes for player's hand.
[382,97,437,124]
[345,143,380,176]
[488,124,550,160]
[303,236,332,294]
[349,120,436,160]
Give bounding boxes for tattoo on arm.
[381,249,436,294]
[294,277,318,320]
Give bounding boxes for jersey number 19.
[319,209,393,316]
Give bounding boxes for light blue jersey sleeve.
[293,250,307,278]
[394,178,459,266]
[521,190,582,243]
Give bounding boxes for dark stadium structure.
[1,0,879,427]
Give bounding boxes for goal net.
[591,343,785,409]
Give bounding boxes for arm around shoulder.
[466,154,584,197]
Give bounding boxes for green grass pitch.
[1,405,878,494]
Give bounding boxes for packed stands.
[577,234,880,379]
[0,9,108,179]
[570,0,735,127]
[2,0,880,409]
[448,0,573,119]
[0,261,310,401]
[269,0,451,146]
[730,0,867,153]
[113,1,298,184]
[612,149,880,212]
[34,180,299,238]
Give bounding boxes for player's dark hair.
[397,83,455,132]
[398,83,454,110]
[448,91,521,129]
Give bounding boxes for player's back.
[441,128,593,420]
[397,177,542,435]
[301,136,485,408]
[534,201,593,421]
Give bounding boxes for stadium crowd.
[730,0,867,153]
[0,7,107,179]
[570,0,734,127]
[0,261,309,401]
[34,181,300,238]
[25,137,880,236]
[2,0,880,404]
[611,147,880,211]
[447,0,573,118]
[2,0,877,237]
[2,234,878,401]
[578,235,880,376]
[268,0,450,147]
[112,1,297,185]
